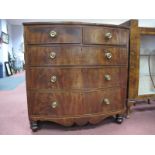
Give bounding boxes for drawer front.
[25,26,82,44]
[83,27,129,45]
[82,46,128,65]
[28,67,124,89]
[30,91,84,116]
[27,46,82,66]
[30,87,124,116]
[83,87,124,114]
[27,46,128,66]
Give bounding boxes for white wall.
[0,20,2,63]
[11,25,23,54]
[139,19,155,27]
[8,24,12,58]
[0,20,24,77]
[0,19,9,77]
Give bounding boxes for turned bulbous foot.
[30,121,39,132]
[115,114,124,124]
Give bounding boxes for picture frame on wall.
[5,62,12,76]
[1,32,9,44]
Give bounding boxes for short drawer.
[83,26,129,45]
[82,46,128,65]
[29,87,124,116]
[28,67,126,89]
[27,46,128,66]
[24,25,82,44]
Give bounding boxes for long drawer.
[30,87,124,116]
[24,25,82,44]
[27,46,128,66]
[83,26,129,45]
[28,67,127,89]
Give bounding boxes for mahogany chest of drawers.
[24,22,129,131]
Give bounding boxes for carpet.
[0,73,25,90]
[0,72,155,135]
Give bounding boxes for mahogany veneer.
[24,22,129,131]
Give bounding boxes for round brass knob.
[105,32,112,39]
[51,75,57,83]
[49,30,57,38]
[105,52,112,59]
[103,98,110,105]
[49,52,56,59]
[51,101,58,108]
[104,74,111,81]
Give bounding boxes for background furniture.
[24,22,129,131]
[122,20,155,114]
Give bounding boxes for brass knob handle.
[49,30,57,38]
[49,52,56,59]
[103,98,110,105]
[51,75,57,83]
[104,74,111,81]
[105,52,112,59]
[105,32,112,39]
[51,101,58,108]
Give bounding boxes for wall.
[8,24,12,58]
[139,19,155,27]
[0,20,2,62]
[10,25,23,54]
[0,19,9,77]
[0,20,24,77]
[9,25,24,71]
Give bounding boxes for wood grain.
[122,20,140,99]
[30,87,123,116]
[25,25,82,44]
[128,21,155,99]
[83,26,129,45]
[27,46,128,66]
[28,67,126,90]
[140,27,155,35]
[24,23,129,128]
